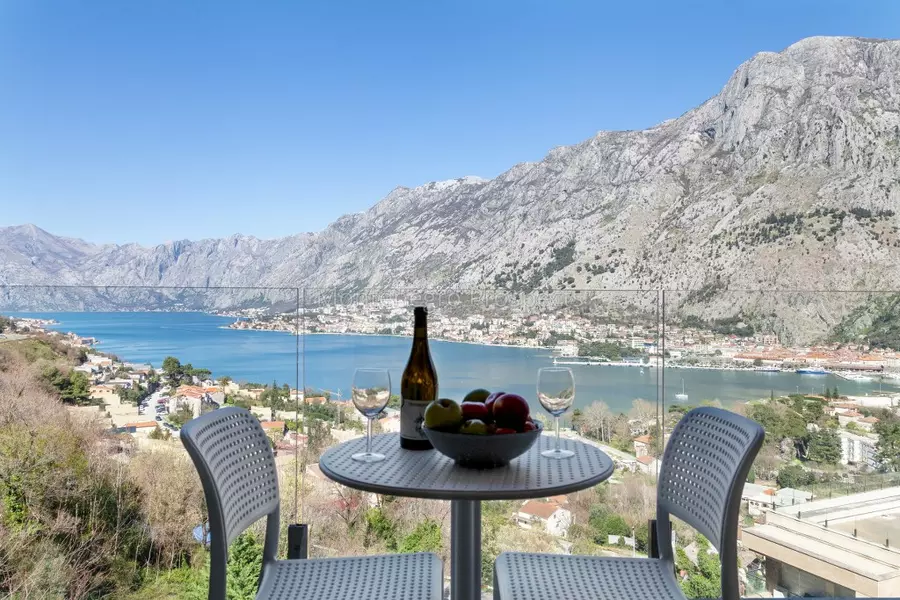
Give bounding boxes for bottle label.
[400,398,430,441]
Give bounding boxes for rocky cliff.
[3,37,900,341]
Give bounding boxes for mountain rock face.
[3,37,900,341]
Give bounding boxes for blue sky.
[1,1,898,246]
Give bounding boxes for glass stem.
[366,417,373,454]
[555,416,561,452]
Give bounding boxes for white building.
[515,497,572,537]
[555,342,578,357]
[636,455,660,476]
[839,429,880,469]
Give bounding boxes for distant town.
[226,301,900,380]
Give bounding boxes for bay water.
[16,312,897,414]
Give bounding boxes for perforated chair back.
[181,406,281,600]
[655,406,764,600]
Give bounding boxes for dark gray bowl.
[423,425,542,468]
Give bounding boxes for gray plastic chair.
[493,406,764,600]
[181,406,443,600]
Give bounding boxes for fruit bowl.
[423,424,542,469]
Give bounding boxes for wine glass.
[537,367,575,459]
[351,368,391,463]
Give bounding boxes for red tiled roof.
[261,421,285,430]
[176,385,206,399]
[125,421,158,429]
[637,455,657,465]
[633,435,652,444]
[519,500,561,520]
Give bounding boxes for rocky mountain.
[3,36,900,341]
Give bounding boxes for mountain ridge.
[3,36,900,342]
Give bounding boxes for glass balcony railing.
[1,285,898,599]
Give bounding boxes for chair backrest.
[181,407,280,599]
[655,406,764,600]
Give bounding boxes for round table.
[319,433,614,600]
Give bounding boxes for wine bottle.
[400,306,438,450]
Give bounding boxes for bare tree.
[129,449,205,566]
[629,398,657,433]
[582,401,612,442]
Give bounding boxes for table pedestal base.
[451,499,482,600]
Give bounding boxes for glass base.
[352,451,386,463]
[542,448,575,459]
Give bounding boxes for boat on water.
[674,379,688,403]
[552,356,607,366]
[796,366,829,375]
[754,366,781,373]
[837,372,874,383]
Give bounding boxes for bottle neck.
[413,311,427,340]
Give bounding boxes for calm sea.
[13,312,897,414]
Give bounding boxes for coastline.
[221,324,544,350]
[15,313,899,410]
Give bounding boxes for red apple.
[495,427,517,435]
[461,401,489,421]
[493,393,530,429]
[523,421,538,432]
[484,391,505,418]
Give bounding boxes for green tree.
[806,429,841,464]
[365,508,398,551]
[588,505,630,544]
[802,398,826,423]
[191,368,213,381]
[162,356,183,384]
[874,410,900,471]
[748,402,806,442]
[776,464,814,489]
[399,519,442,553]
[169,405,195,428]
[481,500,515,587]
[225,533,263,600]
[64,371,92,404]
[0,315,15,333]
[679,536,722,599]
[42,367,92,405]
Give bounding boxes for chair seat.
[494,552,685,600]
[256,552,443,600]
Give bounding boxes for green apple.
[459,419,488,435]
[424,398,464,430]
[463,388,491,403]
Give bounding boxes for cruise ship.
[796,366,829,375]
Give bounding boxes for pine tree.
[226,533,263,600]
